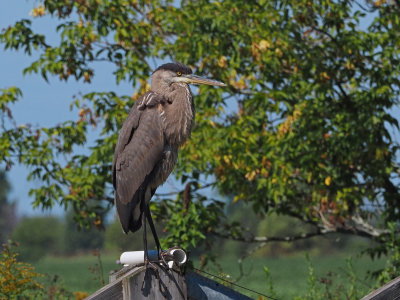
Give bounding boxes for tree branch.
[337,214,389,238]
[212,229,325,243]
[154,181,216,197]
[214,212,388,245]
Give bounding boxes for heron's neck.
[162,83,195,147]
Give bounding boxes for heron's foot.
[158,249,172,269]
[144,258,159,275]
[141,258,160,290]
[142,258,168,294]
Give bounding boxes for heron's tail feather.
[115,192,142,234]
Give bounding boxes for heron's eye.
[177,71,182,76]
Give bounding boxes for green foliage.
[294,255,365,300]
[365,222,400,285]
[1,0,400,258]
[88,250,105,288]
[153,191,225,251]
[303,254,321,300]
[38,273,77,300]
[0,241,85,299]
[11,217,63,262]
[263,266,278,300]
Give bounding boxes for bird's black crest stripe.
[153,62,192,75]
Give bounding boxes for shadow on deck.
[85,264,252,300]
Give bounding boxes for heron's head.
[151,62,226,94]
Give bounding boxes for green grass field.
[32,251,386,299]
[198,253,385,299]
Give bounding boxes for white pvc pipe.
[120,250,159,266]
[166,247,187,266]
[119,247,187,268]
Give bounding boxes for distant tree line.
[11,212,104,262]
[0,170,17,245]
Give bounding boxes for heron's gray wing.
[112,91,163,189]
[112,92,164,232]
[114,107,164,204]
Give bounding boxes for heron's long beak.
[173,74,226,87]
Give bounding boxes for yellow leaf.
[217,56,227,68]
[307,172,312,183]
[325,176,332,186]
[275,48,283,58]
[259,39,270,51]
[233,77,247,89]
[83,72,91,83]
[245,170,257,181]
[319,72,331,80]
[31,5,45,18]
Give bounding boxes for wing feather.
[112,91,164,232]
[112,91,164,188]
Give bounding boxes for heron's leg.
[145,205,170,267]
[145,204,162,252]
[142,210,158,268]
[141,210,161,290]
[142,211,149,263]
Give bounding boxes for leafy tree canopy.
[1,0,400,258]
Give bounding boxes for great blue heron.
[112,62,225,267]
